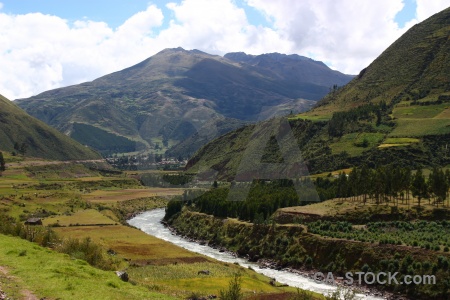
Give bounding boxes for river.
[128,209,385,300]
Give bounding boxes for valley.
[0,157,314,300]
[0,5,449,300]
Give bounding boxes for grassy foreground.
[0,234,174,300]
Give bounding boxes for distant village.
[105,153,188,170]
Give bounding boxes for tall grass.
[0,213,118,270]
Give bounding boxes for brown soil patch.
[246,292,293,300]
[131,256,209,266]
[0,266,38,300]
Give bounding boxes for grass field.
[43,209,118,226]
[84,188,184,202]
[53,224,203,261]
[0,160,306,299]
[435,106,450,119]
[0,234,174,300]
[128,262,285,298]
[289,114,331,122]
[392,103,448,119]
[329,132,385,156]
[389,118,450,136]
[278,195,447,221]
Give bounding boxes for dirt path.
[0,266,39,300]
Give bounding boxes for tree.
[12,142,28,156]
[446,169,450,206]
[0,151,5,175]
[162,137,168,148]
[411,169,427,208]
[359,165,370,204]
[429,168,448,206]
[219,273,243,300]
[376,109,382,126]
[18,143,27,155]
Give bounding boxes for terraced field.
[0,158,303,299]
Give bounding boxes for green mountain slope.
[15,48,352,156]
[0,94,100,160]
[185,7,450,180]
[311,6,450,116]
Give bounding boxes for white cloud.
[0,1,449,100]
[0,5,163,99]
[245,0,411,74]
[156,0,290,54]
[416,0,450,21]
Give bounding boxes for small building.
[24,218,42,225]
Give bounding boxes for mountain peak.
[15,47,352,156]
[225,51,333,72]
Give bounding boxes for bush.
[55,237,116,270]
[219,273,243,300]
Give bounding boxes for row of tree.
[321,165,450,207]
[165,165,450,222]
[166,180,301,222]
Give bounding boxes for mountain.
[311,6,450,116]
[0,94,100,160]
[185,7,450,180]
[225,52,353,88]
[15,48,352,157]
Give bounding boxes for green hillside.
[0,234,174,299]
[0,94,100,160]
[310,7,450,117]
[186,7,450,180]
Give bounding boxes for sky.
[0,0,449,100]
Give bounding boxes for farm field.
[389,118,450,136]
[0,158,307,299]
[329,132,385,156]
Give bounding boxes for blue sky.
[0,0,448,99]
[0,0,273,29]
[394,0,417,27]
[0,1,150,28]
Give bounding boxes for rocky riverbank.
[165,210,450,300]
[163,217,407,300]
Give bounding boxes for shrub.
[219,273,243,300]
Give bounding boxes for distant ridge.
[16,48,353,157]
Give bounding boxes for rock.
[269,277,276,286]
[115,270,129,282]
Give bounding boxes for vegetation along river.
[128,209,384,300]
